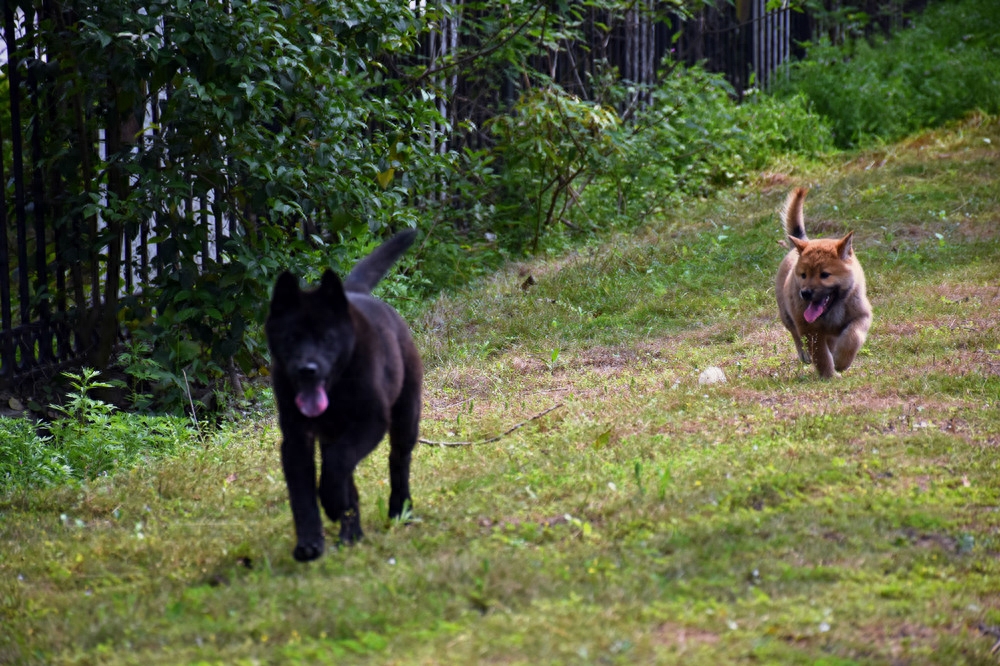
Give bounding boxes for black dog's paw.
[337,527,364,546]
[338,514,364,546]
[388,495,414,523]
[292,540,325,562]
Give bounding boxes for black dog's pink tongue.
[803,296,830,324]
[295,386,329,418]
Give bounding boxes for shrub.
[0,418,68,488]
[0,370,197,490]
[569,65,833,232]
[777,0,1000,147]
[489,87,624,252]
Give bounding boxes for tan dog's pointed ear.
[837,231,855,260]
[789,235,808,253]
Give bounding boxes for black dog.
[265,230,422,562]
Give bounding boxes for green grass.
[3,115,1000,664]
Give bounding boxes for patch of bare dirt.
[842,150,891,172]
[738,321,788,348]
[426,343,676,408]
[913,348,999,379]
[923,283,1000,305]
[950,216,1000,242]
[853,620,943,661]
[650,623,720,650]
[430,367,500,403]
[477,514,570,532]
[725,387,980,429]
[755,171,794,193]
[917,143,1000,167]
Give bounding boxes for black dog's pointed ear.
[270,271,301,316]
[319,269,349,314]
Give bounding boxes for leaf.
[174,307,201,322]
[593,429,611,450]
[376,168,395,189]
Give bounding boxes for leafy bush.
[0,370,197,490]
[489,87,624,251]
[733,90,835,162]
[777,0,1000,147]
[34,0,447,410]
[568,65,832,232]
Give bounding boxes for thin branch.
[419,403,563,447]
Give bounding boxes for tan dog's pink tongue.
[803,299,827,324]
[295,387,329,418]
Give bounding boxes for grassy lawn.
[2,114,999,665]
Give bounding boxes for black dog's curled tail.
[782,187,809,241]
[343,229,418,294]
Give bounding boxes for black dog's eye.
[820,271,830,279]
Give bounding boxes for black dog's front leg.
[318,424,385,546]
[322,474,363,545]
[318,451,365,545]
[280,432,325,562]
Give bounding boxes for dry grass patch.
[649,622,721,651]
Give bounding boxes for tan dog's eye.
[820,271,830,279]
[800,272,806,279]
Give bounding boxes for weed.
[0,369,198,490]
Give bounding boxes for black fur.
[265,230,422,562]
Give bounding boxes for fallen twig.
[977,623,1000,655]
[419,403,563,447]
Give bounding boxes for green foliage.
[777,0,1000,147]
[569,65,832,234]
[0,369,197,490]
[477,63,833,256]
[0,417,67,488]
[733,90,835,160]
[37,0,447,409]
[490,87,623,251]
[23,0,988,415]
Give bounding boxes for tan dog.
[776,188,872,378]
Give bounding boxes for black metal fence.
[0,0,926,390]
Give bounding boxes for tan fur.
[775,188,872,378]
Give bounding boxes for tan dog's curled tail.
[783,187,809,241]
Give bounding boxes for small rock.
[698,366,727,386]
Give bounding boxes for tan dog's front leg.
[793,333,811,364]
[833,314,871,373]
[808,333,837,378]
